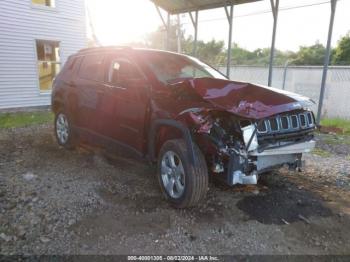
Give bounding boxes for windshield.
[143,52,227,84]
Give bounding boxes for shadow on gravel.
[236,177,333,225]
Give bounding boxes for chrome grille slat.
[280,115,290,130]
[258,120,268,134]
[290,115,299,129]
[257,111,315,135]
[306,111,314,126]
[269,117,280,132]
[299,113,307,128]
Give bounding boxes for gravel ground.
[0,124,350,255]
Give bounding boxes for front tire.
[157,139,208,208]
[54,112,75,149]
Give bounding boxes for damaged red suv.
[52,47,316,208]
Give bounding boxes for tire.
[157,139,208,208]
[54,111,76,149]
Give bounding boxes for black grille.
[300,114,307,127]
[280,116,289,129]
[257,121,267,133]
[307,112,314,125]
[291,115,298,128]
[270,118,279,131]
[257,111,315,135]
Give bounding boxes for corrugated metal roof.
[151,0,262,14]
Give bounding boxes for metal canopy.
[153,0,261,77]
[150,0,261,14]
[152,0,338,124]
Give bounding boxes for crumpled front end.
[179,108,316,186]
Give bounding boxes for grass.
[322,136,350,145]
[0,111,53,129]
[320,118,350,135]
[312,148,332,158]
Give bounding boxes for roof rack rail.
[78,46,133,53]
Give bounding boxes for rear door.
[74,53,105,133]
[100,53,150,153]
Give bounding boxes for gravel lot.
[1,124,350,255]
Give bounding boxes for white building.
[0,0,86,109]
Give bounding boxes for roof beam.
[155,4,171,50]
[155,4,167,28]
[150,0,261,15]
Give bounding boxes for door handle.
[104,84,114,89]
[103,83,126,90]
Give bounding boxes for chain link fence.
[217,65,350,119]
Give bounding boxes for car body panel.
[52,47,316,186]
[167,78,314,120]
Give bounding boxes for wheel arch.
[52,98,64,114]
[148,119,197,168]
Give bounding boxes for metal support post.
[189,11,199,56]
[316,0,337,125]
[177,14,181,53]
[155,4,169,50]
[282,60,289,90]
[268,0,279,87]
[225,5,234,78]
[167,12,170,50]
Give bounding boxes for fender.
[148,119,197,167]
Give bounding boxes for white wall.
[219,66,350,120]
[0,0,86,109]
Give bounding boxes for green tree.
[332,33,350,65]
[230,43,255,65]
[291,42,326,65]
[228,45,293,66]
[128,24,350,67]
[182,37,225,66]
[145,23,226,66]
[145,22,182,52]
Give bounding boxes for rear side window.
[79,54,105,82]
[59,56,81,80]
[62,56,79,73]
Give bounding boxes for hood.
[171,78,315,119]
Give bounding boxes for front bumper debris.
[225,139,316,185]
[249,140,316,156]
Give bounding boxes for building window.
[36,40,60,92]
[32,0,55,8]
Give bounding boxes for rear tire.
[54,111,76,149]
[157,139,208,208]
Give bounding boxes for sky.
[86,0,350,52]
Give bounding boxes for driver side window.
[181,65,208,78]
[108,58,142,86]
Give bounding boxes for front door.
[100,53,150,154]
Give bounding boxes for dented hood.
[175,78,314,119]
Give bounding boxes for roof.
[78,46,132,54]
[76,46,190,57]
[150,0,262,14]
